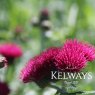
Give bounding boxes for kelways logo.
[51,71,92,80]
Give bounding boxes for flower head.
[20,47,59,83]
[41,9,49,17]
[0,82,10,95]
[54,40,88,72]
[0,43,22,60]
[39,9,49,23]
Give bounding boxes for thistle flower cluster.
[20,39,95,83]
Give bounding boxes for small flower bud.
[31,17,39,27]
[39,9,50,23]
[0,55,7,68]
[41,20,51,30]
[15,26,23,34]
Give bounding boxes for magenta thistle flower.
[54,40,88,72]
[0,82,10,95]
[20,47,59,83]
[0,43,22,58]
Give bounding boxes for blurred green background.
[0,0,95,95]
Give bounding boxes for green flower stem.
[67,91,95,95]
[49,84,95,95]
[81,91,95,94]
[5,65,15,83]
[40,30,46,51]
[49,84,67,94]
[5,59,15,83]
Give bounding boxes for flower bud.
[0,55,7,68]
[15,26,23,34]
[39,9,50,23]
[41,20,51,30]
[31,17,39,27]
